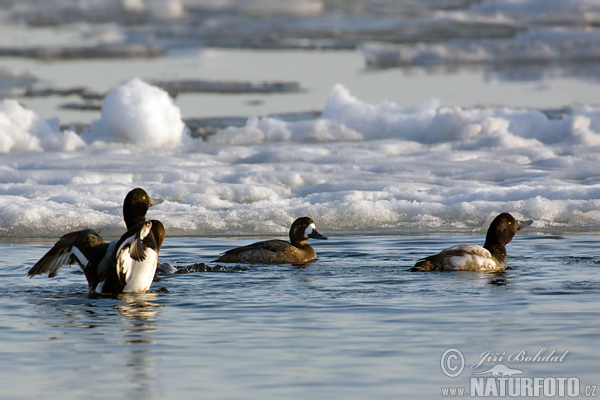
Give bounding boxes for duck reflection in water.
[115,292,161,344]
[115,292,161,399]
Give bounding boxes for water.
[2,0,600,398]
[2,234,599,399]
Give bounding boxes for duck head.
[485,212,533,249]
[123,188,159,229]
[290,217,328,246]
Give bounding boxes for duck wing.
[28,229,107,278]
[216,240,292,263]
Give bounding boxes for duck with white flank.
[28,188,165,294]
[412,213,533,272]
[215,217,328,264]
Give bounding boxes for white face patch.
[304,223,316,239]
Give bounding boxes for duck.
[411,212,532,272]
[28,188,165,294]
[215,217,328,264]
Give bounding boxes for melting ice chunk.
[88,78,188,148]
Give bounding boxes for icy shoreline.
[1,81,600,237]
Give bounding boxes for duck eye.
[142,196,146,200]
[508,221,511,225]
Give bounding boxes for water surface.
[2,1,600,398]
[2,234,599,399]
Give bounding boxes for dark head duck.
[412,212,533,272]
[28,188,165,295]
[215,217,328,264]
[123,187,161,228]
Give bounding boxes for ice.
[0,99,85,153]
[234,0,324,17]
[0,68,37,96]
[0,78,189,153]
[360,28,600,69]
[467,0,600,26]
[3,83,600,236]
[146,0,185,20]
[211,116,362,145]
[87,78,189,148]
[2,0,599,53]
[212,85,600,148]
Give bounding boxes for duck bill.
[517,219,533,231]
[308,230,328,240]
[149,196,164,207]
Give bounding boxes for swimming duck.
[411,212,532,272]
[215,217,328,264]
[28,188,165,294]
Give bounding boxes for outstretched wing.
[28,230,105,278]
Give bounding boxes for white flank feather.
[115,226,158,292]
[117,247,134,281]
[441,245,502,271]
[117,234,137,258]
[122,249,158,292]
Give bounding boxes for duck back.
[412,245,501,271]
[216,239,316,264]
